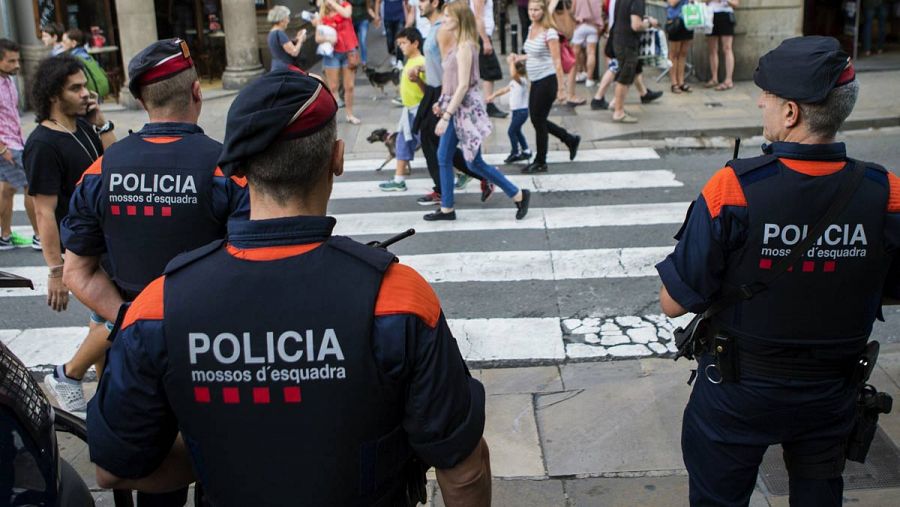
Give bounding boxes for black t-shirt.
[613,0,645,48]
[24,118,103,226]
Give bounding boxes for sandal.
[715,82,734,91]
[680,84,692,93]
[566,97,587,106]
[703,80,719,89]
[611,113,638,124]
[670,84,683,94]
[346,115,361,125]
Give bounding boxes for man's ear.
[331,139,344,177]
[784,100,801,129]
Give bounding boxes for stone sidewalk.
[60,342,900,506]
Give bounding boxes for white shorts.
[571,24,600,46]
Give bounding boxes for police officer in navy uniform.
[52,38,247,506]
[86,69,492,506]
[657,36,900,506]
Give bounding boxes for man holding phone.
[24,54,116,415]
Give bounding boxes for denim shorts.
[323,51,351,69]
[0,149,27,188]
[89,311,115,331]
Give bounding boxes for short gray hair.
[243,118,337,204]
[797,80,859,138]
[267,5,291,24]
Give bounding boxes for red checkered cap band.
[277,79,338,140]
[137,52,194,87]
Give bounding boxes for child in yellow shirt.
[379,27,426,192]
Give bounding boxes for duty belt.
[704,334,856,383]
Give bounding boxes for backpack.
[79,55,110,98]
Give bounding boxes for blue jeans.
[353,19,369,65]
[862,5,888,53]
[508,109,529,154]
[438,120,518,209]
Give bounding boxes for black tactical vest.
[99,132,225,295]
[162,237,413,507]
[714,155,892,349]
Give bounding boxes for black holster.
[846,342,894,463]
[403,457,429,507]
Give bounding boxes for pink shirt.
[573,0,604,26]
[0,75,23,151]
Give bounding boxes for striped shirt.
[0,75,23,151]
[523,28,559,81]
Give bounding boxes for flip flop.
[704,80,719,88]
[680,84,693,93]
[346,115,361,125]
[670,84,683,94]
[566,98,587,106]
[715,82,734,91]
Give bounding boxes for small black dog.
[366,128,397,171]
[365,67,400,96]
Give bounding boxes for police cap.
[217,69,338,175]
[128,38,195,99]
[754,36,856,104]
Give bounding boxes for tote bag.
[681,1,705,30]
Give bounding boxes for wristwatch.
[95,121,115,135]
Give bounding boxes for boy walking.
[380,27,426,192]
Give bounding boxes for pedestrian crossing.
[1,147,697,369]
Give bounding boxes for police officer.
[656,36,899,506]
[50,38,247,505]
[87,69,492,506]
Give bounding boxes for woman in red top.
[317,0,361,124]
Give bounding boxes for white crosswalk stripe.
[342,147,660,172]
[2,147,691,367]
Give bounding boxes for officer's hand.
[47,275,69,312]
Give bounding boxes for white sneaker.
[585,79,596,87]
[575,72,588,83]
[44,373,86,414]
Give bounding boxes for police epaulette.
[327,236,397,273]
[726,154,778,176]
[163,239,225,275]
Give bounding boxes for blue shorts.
[0,149,27,188]
[89,311,115,331]
[323,51,352,69]
[396,113,419,161]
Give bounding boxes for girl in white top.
[488,58,532,163]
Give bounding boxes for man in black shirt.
[610,0,658,123]
[24,55,115,413]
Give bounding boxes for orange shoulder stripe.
[121,276,165,330]
[375,263,441,328]
[76,157,104,185]
[213,166,248,188]
[780,158,845,176]
[226,242,323,261]
[701,167,747,219]
[887,172,900,213]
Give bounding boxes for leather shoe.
[515,189,531,220]
[521,162,548,174]
[423,210,457,221]
[566,135,581,161]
